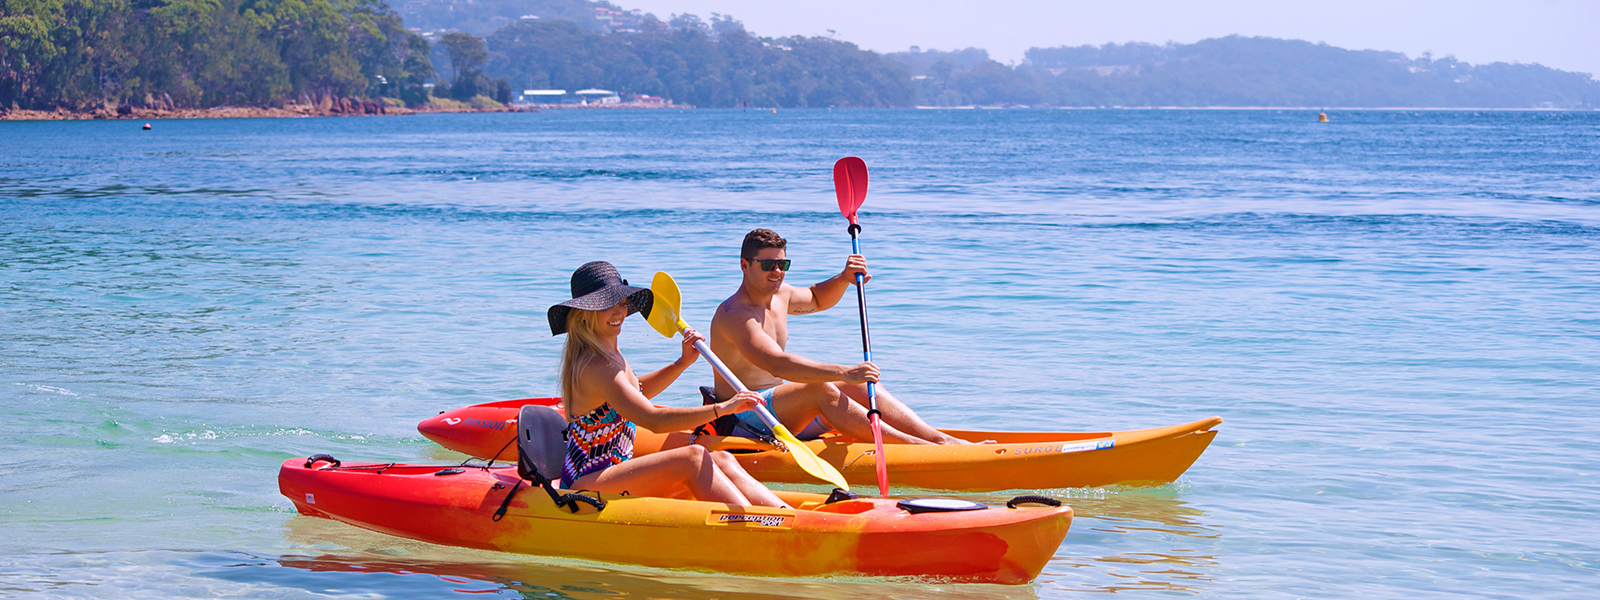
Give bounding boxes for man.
[709,228,970,445]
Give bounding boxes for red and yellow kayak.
[279,457,1072,584]
[419,398,1221,492]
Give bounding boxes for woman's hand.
[719,390,766,416]
[678,328,704,365]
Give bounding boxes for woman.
[548,261,788,508]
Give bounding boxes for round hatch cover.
[897,498,988,514]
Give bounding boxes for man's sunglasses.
[743,258,792,271]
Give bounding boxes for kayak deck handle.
[1006,495,1062,509]
[304,454,341,469]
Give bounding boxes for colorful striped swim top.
[561,401,636,483]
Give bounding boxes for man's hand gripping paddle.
[646,271,851,492]
[833,156,889,499]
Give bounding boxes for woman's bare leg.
[709,451,789,508]
[569,446,751,505]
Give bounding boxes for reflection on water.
[913,485,1220,595]
[1052,485,1218,594]
[269,516,1043,599]
[264,484,1220,597]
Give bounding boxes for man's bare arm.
[726,314,876,384]
[790,254,868,315]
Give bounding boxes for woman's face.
[595,301,629,338]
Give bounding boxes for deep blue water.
[3,109,1598,598]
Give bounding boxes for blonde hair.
[559,308,619,409]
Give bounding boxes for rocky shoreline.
[0,100,528,121]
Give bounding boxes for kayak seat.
[516,404,607,514]
[517,404,568,487]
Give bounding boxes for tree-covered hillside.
[892,36,1599,108]
[1,0,435,110]
[4,0,1596,112]
[394,0,647,36]
[485,16,912,107]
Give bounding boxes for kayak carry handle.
[558,491,606,512]
[825,488,860,504]
[1006,495,1062,509]
[304,454,341,469]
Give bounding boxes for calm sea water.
[3,109,1597,598]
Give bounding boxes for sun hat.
[547,261,653,335]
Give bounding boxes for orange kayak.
[279,457,1072,584]
[419,398,1221,492]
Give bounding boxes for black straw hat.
[547,261,653,335]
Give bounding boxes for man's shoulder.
[712,294,754,327]
[714,288,784,328]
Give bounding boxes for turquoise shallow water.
[2,109,1598,597]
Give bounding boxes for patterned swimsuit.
[561,402,636,483]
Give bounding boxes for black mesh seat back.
[697,385,772,441]
[518,404,567,485]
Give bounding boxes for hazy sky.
[625,0,1600,77]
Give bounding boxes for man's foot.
[937,435,996,445]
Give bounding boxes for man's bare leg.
[836,383,973,445]
[767,382,934,445]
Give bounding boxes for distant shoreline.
[0,101,701,121]
[4,104,1592,122]
[0,104,531,122]
[916,106,1600,111]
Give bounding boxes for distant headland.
[3,0,1595,121]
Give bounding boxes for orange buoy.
[1318,111,1329,122]
[142,123,152,130]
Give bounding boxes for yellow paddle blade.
[647,271,684,339]
[771,423,850,491]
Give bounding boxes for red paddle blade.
[833,157,868,225]
[871,416,888,498]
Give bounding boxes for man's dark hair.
[741,228,787,258]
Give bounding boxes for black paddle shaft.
[849,224,879,415]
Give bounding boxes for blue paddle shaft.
[850,231,878,408]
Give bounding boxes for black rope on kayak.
[492,479,522,522]
[562,490,606,511]
[328,462,395,473]
[482,433,519,470]
[1006,495,1062,509]
[301,455,400,474]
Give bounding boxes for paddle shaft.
[684,333,784,430]
[850,224,892,498]
[848,226,878,411]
